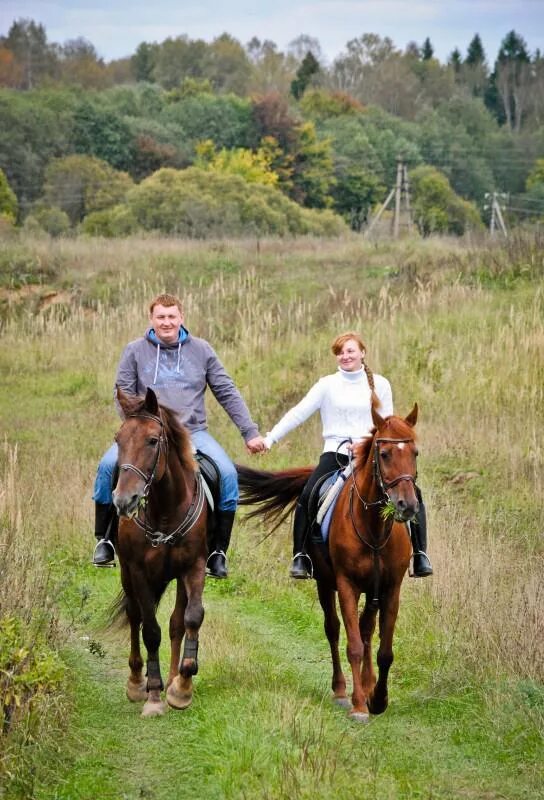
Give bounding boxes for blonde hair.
[331,331,381,410]
[149,293,183,315]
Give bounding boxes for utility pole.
[366,158,412,239]
[485,192,507,237]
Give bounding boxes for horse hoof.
[166,677,193,710]
[126,680,148,703]
[141,699,168,718]
[349,710,370,724]
[333,696,352,709]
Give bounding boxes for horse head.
[370,403,419,522]
[113,387,167,518]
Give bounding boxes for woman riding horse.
[262,331,432,579]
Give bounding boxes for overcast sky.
[1,0,543,65]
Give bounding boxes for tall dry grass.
[1,232,543,691]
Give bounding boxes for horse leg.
[367,587,400,715]
[131,568,167,718]
[359,600,378,703]
[337,577,368,723]
[166,560,205,711]
[316,579,349,708]
[166,578,187,688]
[120,565,148,702]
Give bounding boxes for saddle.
[308,465,352,544]
[195,450,220,513]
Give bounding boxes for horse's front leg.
[367,586,400,715]
[316,579,349,707]
[132,567,167,718]
[166,577,187,688]
[359,600,378,702]
[166,558,205,711]
[120,565,148,703]
[337,576,368,723]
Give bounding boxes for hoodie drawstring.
[176,342,181,373]
[153,343,161,385]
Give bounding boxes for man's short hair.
[149,293,183,315]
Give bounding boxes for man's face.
[150,303,184,345]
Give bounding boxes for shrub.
[410,165,483,236]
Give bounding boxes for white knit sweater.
[264,368,393,455]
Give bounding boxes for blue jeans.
[93,430,239,511]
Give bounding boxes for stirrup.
[92,538,116,567]
[410,550,433,578]
[206,549,228,578]
[290,552,313,580]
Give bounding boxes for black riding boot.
[409,492,433,577]
[206,510,235,579]
[92,502,117,567]
[290,502,313,580]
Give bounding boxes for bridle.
[119,412,168,498]
[348,433,418,609]
[117,412,205,547]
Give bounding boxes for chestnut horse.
[110,388,208,717]
[236,405,418,722]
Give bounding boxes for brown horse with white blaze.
[110,387,208,717]
[236,405,418,722]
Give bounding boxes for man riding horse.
[92,292,266,575]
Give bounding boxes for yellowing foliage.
[195,139,279,186]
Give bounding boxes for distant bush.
[0,168,18,222]
[25,206,71,237]
[83,167,348,237]
[410,165,484,236]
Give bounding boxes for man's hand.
[246,436,267,454]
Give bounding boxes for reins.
[119,411,204,546]
[347,434,417,609]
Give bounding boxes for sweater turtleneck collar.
[338,366,365,382]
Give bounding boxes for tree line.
[1,19,544,238]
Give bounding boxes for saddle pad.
[316,466,351,542]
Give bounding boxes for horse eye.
[147,437,159,446]
[380,451,390,461]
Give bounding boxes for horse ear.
[404,402,418,428]
[145,387,159,415]
[371,404,385,430]
[116,386,132,415]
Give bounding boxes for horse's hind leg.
[367,587,400,715]
[359,601,378,702]
[316,579,349,707]
[167,560,205,711]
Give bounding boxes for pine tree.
[290,51,320,100]
[421,37,434,61]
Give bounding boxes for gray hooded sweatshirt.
[115,326,259,443]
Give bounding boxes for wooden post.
[393,158,403,238]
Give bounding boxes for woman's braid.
[362,358,380,410]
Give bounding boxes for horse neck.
[353,443,385,527]
[148,447,194,519]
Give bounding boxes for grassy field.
[0,231,543,799]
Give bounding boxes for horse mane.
[122,394,196,472]
[352,415,417,472]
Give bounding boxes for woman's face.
[336,339,364,372]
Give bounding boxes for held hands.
[246,435,268,455]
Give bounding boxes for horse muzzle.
[113,488,143,519]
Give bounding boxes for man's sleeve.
[206,348,259,442]
[113,344,138,418]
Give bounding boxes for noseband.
[118,412,168,497]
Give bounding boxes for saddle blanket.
[316,465,352,542]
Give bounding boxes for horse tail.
[235,463,314,531]
[107,583,169,629]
